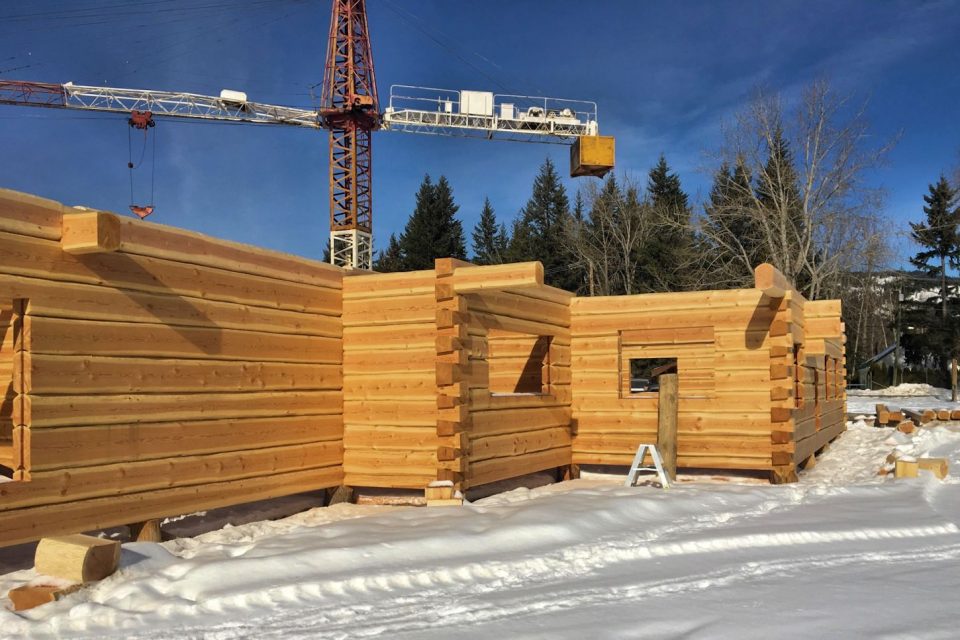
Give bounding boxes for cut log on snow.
[937,409,951,421]
[895,459,919,479]
[951,409,960,421]
[897,421,916,434]
[7,584,82,611]
[918,458,949,479]
[34,534,121,583]
[922,409,936,423]
[901,409,925,425]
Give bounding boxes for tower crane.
[0,0,614,270]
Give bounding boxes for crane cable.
[127,116,157,218]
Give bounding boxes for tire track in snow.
[158,521,960,639]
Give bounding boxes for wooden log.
[23,390,341,428]
[5,441,342,509]
[0,230,339,314]
[424,481,455,501]
[895,459,919,479]
[918,458,949,479]
[8,584,82,611]
[129,519,162,542]
[61,211,122,254]
[952,409,960,421]
[937,409,951,421]
[35,534,120,583]
[657,373,678,481]
[24,415,341,472]
[452,262,544,293]
[111,212,343,288]
[24,316,341,364]
[754,263,790,298]
[922,409,936,423]
[897,420,916,434]
[24,354,342,395]
[902,409,925,424]
[0,188,64,240]
[769,465,798,484]
[0,467,342,547]
[0,273,340,337]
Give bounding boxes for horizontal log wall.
[461,278,573,489]
[794,299,847,464]
[342,269,440,488]
[0,189,344,547]
[570,289,781,470]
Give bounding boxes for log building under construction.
[0,189,846,547]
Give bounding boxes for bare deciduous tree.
[563,177,653,296]
[701,80,896,300]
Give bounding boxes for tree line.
[372,79,960,382]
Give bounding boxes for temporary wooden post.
[657,373,678,481]
[128,519,162,542]
[952,358,958,402]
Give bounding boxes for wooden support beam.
[61,211,122,254]
[129,519,162,542]
[657,373,678,481]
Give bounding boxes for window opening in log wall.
[0,303,18,479]
[626,358,678,395]
[488,332,552,395]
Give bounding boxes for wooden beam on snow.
[61,211,122,254]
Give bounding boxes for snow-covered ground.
[4,421,960,639]
[847,383,960,415]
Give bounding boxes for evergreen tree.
[910,176,960,318]
[572,189,585,222]
[373,233,404,272]
[507,157,580,290]
[398,174,467,270]
[704,157,766,283]
[647,154,689,213]
[755,127,808,287]
[471,197,508,265]
[903,176,960,374]
[638,154,696,291]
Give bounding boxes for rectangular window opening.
[627,357,678,396]
[488,332,552,396]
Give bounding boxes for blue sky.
[1,0,959,263]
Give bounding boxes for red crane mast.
[319,0,379,269]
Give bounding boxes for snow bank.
[3,424,960,639]
[847,384,960,414]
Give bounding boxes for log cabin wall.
[0,189,345,547]
[793,300,847,467]
[452,262,573,490]
[570,288,783,472]
[341,269,440,488]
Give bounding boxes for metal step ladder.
[624,443,670,489]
